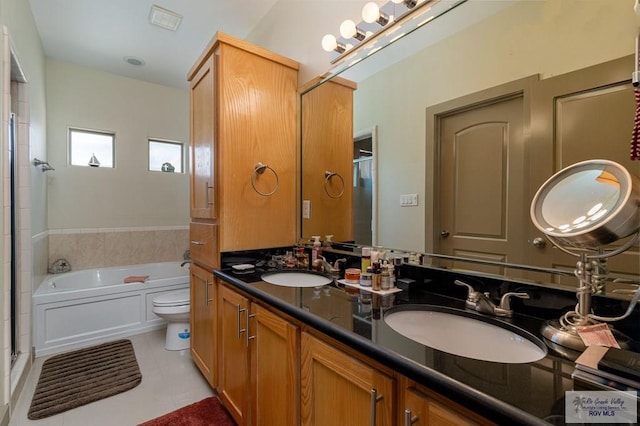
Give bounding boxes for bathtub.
[33,262,190,356]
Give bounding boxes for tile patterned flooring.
[9,330,214,426]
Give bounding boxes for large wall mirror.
[300,0,640,297]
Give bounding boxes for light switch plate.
[303,200,311,218]
[400,194,418,207]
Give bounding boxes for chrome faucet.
[312,256,346,279]
[454,280,529,317]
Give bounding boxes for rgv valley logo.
[566,391,637,423]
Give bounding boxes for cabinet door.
[190,264,216,387]
[218,285,250,425]
[189,53,216,219]
[250,304,300,426]
[217,43,298,251]
[301,332,394,426]
[400,378,489,426]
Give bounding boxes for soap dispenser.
[311,236,322,264]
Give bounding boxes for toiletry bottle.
[323,235,333,249]
[296,247,309,269]
[381,262,391,290]
[311,236,322,264]
[372,261,381,291]
[361,247,372,272]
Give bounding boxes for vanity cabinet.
[189,263,216,388]
[399,377,490,426]
[188,32,299,386]
[218,283,299,426]
[187,31,300,253]
[301,332,395,426]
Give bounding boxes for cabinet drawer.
[190,222,218,269]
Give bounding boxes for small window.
[149,139,184,173]
[69,128,115,168]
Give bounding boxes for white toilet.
[152,289,191,350]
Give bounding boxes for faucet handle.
[333,258,347,269]
[454,280,481,308]
[497,292,529,313]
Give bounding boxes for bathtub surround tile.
[8,330,214,426]
[49,227,188,270]
[74,232,105,270]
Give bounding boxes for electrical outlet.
[303,200,311,218]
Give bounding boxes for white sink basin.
[261,271,333,287]
[384,306,547,364]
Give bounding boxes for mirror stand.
[540,235,640,351]
[530,159,640,352]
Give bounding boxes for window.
[69,128,115,168]
[149,139,184,173]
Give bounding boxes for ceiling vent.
[149,5,183,31]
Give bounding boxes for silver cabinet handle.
[370,388,383,426]
[205,181,214,206]
[206,280,213,305]
[237,305,248,340]
[440,230,450,238]
[191,240,205,246]
[404,409,418,426]
[246,310,256,347]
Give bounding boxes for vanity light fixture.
[321,0,456,61]
[362,2,390,26]
[321,34,346,53]
[340,20,366,41]
[392,0,418,8]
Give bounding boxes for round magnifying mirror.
[530,159,640,249]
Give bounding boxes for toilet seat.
[153,289,190,307]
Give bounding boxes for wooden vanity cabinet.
[301,332,395,426]
[187,32,300,253]
[399,377,493,426]
[187,32,299,387]
[218,283,300,426]
[189,263,216,388]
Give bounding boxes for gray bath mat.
[27,339,142,420]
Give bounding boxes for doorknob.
[440,230,450,238]
[532,237,547,248]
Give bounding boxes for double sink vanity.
[212,252,625,425]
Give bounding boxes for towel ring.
[324,170,345,199]
[251,162,279,196]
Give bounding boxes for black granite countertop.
[213,266,588,425]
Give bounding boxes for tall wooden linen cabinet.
[186,31,299,392]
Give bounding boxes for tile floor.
[9,329,215,426]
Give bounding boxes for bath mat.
[138,396,236,426]
[27,339,142,420]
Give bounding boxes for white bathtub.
[33,262,190,356]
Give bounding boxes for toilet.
[152,289,190,350]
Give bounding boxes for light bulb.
[321,34,338,52]
[636,0,640,15]
[362,2,380,23]
[340,20,357,39]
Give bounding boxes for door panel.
[529,55,640,285]
[438,95,525,275]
